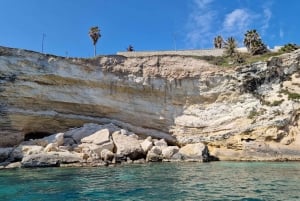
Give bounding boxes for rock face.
[1,46,300,161]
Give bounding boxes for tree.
[224,37,237,56]
[214,35,224,48]
[89,26,101,56]
[279,43,299,53]
[243,29,268,55]
[127,45,134,52]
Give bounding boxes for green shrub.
[279,43,299,53]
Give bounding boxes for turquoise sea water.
[0,162,300,201]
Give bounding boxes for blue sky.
[0,0,299,57]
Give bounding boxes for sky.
[0,0,299,57]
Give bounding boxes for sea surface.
[0,162,300,201]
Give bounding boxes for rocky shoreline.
[2,46,300,164]
[0,123,213,169]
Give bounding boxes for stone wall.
[117,47,281,57]
[117,49,225,57]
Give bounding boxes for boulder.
[0,147,13,162]
[63,137,76,146]
[162,146,179,159]
[79,142,114,159]
[44,143,59,152]
[179,143,207,161]
[149,146,162,155]
[170,152,184,161]
[146,147,163,162]
[64,123,104,143]
[21,145,44,155]
[140,137,153,153]
[42,133,64,146]
[64,123,119,144]
[21,152,81,168]
[112,131,144,160]
[5,162,21,169]
[100,149,114,161]
[154,139,168,147]
[81,129,111,145]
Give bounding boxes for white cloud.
[185,0,216,48]
[261,7,272,34]
[223,9,252,33]
[185,0,274,48]
[194,0,214,9]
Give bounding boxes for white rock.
[149,146,162,155]
[162,146,179,159]
[81,129,111,145]
[146,147,163,162]
[100,149,114,161]
[44,143,59,152]
[5,162,21,169]
[79,141,114,156]
[154,139,168,147]
[21,152,82,167]
[42,133,64,146]
[64,123,103,143]
[112,131,144,160]
[140,137,153,153]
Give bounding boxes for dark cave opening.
[24,131,52,141]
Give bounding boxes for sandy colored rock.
[112,131,144,160]
[179,143,206,160]
[21,145,44,155]
[81,129,111,145]
[44,143,59,152]
[1,46,300,161]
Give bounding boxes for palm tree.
[214,35,223,48]
[89,26,101,56]
[224,37,237,56]
[243,29,268,55]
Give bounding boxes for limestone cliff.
[1,46,300,161]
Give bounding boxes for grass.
[242,52,282,64]
[280,89,300,100]
[189,51,284,68]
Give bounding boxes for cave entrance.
[24,131,52,141]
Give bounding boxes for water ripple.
[1,162,300,200]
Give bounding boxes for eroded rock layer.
[1,46,300,161]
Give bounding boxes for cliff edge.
[1,46,300,161]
